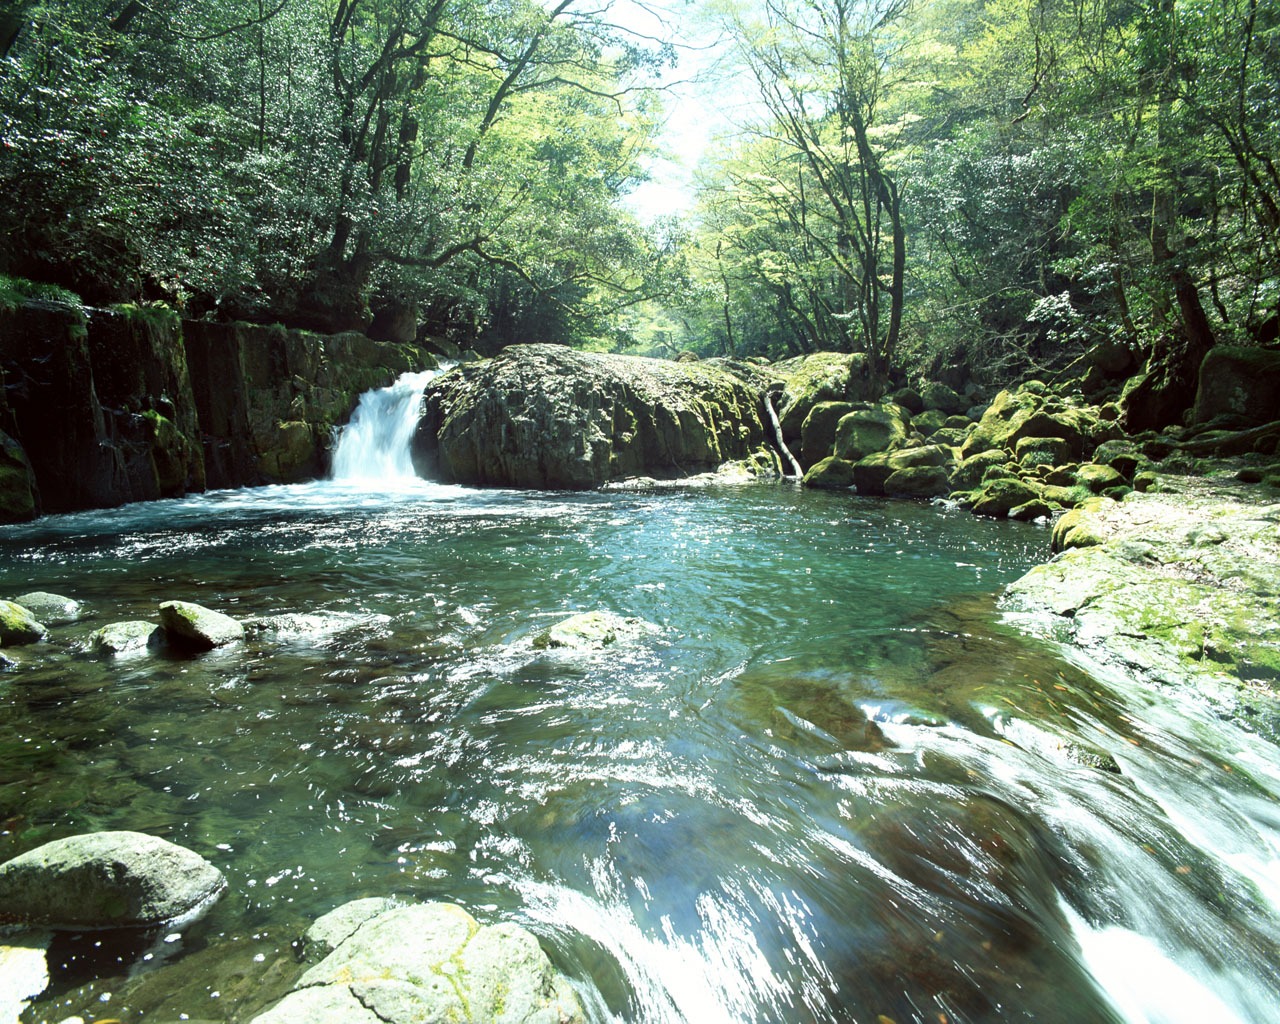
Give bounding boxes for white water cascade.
[330,368,444,483]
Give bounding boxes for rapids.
[0,373,1277,1023]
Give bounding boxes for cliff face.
[0,301,431,521]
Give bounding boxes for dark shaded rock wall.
[0,301,432,520]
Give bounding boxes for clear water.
[1,410,1279,1022]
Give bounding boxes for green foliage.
[0,274,84,312]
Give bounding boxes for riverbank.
[1002,468,1280,731]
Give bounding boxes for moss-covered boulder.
[799,401,857,467]
[803,456,857,490]
[1192,345,1280,428]
[911,408,949,438]
[951,450,1010,491]
[1015,436,1075,469]
[0,600,45,646]
[960,387,1100,462]
[414,345,771,489]
[772,352,871,443]
[972,478,1042,518]
[832,402,912,462]
[919,381,968,416]
[884,465,952,499]
[1075,463,1126,493]
[1051,504,1108,552]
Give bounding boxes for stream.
[1,372,1278,1023]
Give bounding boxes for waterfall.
[330,368,442,482]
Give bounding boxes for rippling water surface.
[2,473,1279,1023]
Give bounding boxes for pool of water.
[2,479,1279,1023]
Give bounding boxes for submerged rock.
[415,344,773,489]
[0,600,46,646]
[13,591,83,626]
[532,610,653,651]
[89,620,160,655]
[158,600,244,650]
[0,831,225,929]
[252,901,584,1024]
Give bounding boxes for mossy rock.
[803,456,857,490]
[1051,508,1107,552]
[0,600,46,646]
[774,352,870,441]
[90,620,161,656]
[951,449,1010,491]
[972,478,1042,518]
[799,401,857,467]
[158,600,244,650]
[960,387,1098,461]
[890,386,924,414]
[1041,483,1094,509]
[884,465,951,499]
[832,402,911,462]
[1015,436,1075,469]
[912,408,949,438]
[929,426,969,447]
[1009,500,1054,522]
[1075,463,1126,493]
[920,381,968,416]
[13,592,81,625]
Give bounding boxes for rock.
[532,610,651,651]
[1041,484,1094,509]
[1074,463,1126,493]
[0,600,46,646]
[1015,436,1074,469]
[301,897,400,962]
[0,931,51,1022]
[90,620,160,655]
[960,388,1098,461]
[884,465,951,499]
[1091,440,1144,479]
[1009,499,1054,522]
[1052,505,1108,552]
[1192,345,1280,428]
[252,902,584,1024]
[972,478,1042,518]
[802,456,857,490]
[1086,339,1138,377]
[772,352,871,442]
[0,430,36,524]
[1007,484,1280,694]
[158,601,245,650]
[0,831,225,929]
[911,409,949,437]
[799,401,856,467]
[414,345,773,489]
[852,444,955,496]
[919,381,968,416]
[832,402,911,462]
[890,386,924,414]
[13,592,82,626]
[951,450,1010,491]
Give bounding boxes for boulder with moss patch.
[803,456,857,490]
[832,403,912,462]
[0,601,45,646]
[252,901,584,1024]
[414,345,772,489]
[158,600,244,650]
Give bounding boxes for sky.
[604,0,740,222]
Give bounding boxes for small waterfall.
[330,368,442,482]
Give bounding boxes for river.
[1,373,1278,1023]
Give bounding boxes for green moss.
[109,300,181,330]
[0,274,83,312]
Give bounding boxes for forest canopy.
[2,0,1278,382]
